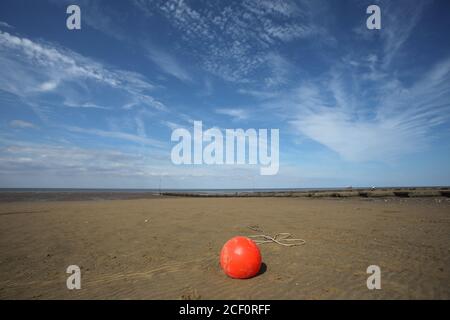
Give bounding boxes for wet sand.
[0,196,449,299]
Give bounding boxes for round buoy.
[220,236,262,279]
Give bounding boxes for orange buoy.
[220,236,262,279]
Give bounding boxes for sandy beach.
[0,195,449,299]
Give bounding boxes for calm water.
[0,187,439,194]
[0,187,349,194]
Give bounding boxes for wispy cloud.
[353,0,432,69]
[63,101,111,110]
[10,120,37,129]
[238,88,280,100]
[0,21,13,29]
[147,46,192,82]
[0,29,166,113]
[161,120,183,131]
[264,53,292,88]
[134,0,324,83]
[37,80,59,92]
[0,141,153,177]
[48,0,129,41]
[0,140,266,186]
[290,55,450,162]
[63,125,166,148]
[381,0,431,67]
[215,108,249,121]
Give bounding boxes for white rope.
[247,226,306,247]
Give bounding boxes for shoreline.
[0,187,449,202]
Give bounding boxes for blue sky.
[0,0,449,189]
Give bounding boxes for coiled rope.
[247,225,306,247]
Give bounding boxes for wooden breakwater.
[161,187,450,198]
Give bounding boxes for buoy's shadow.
[256,262,267,277]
